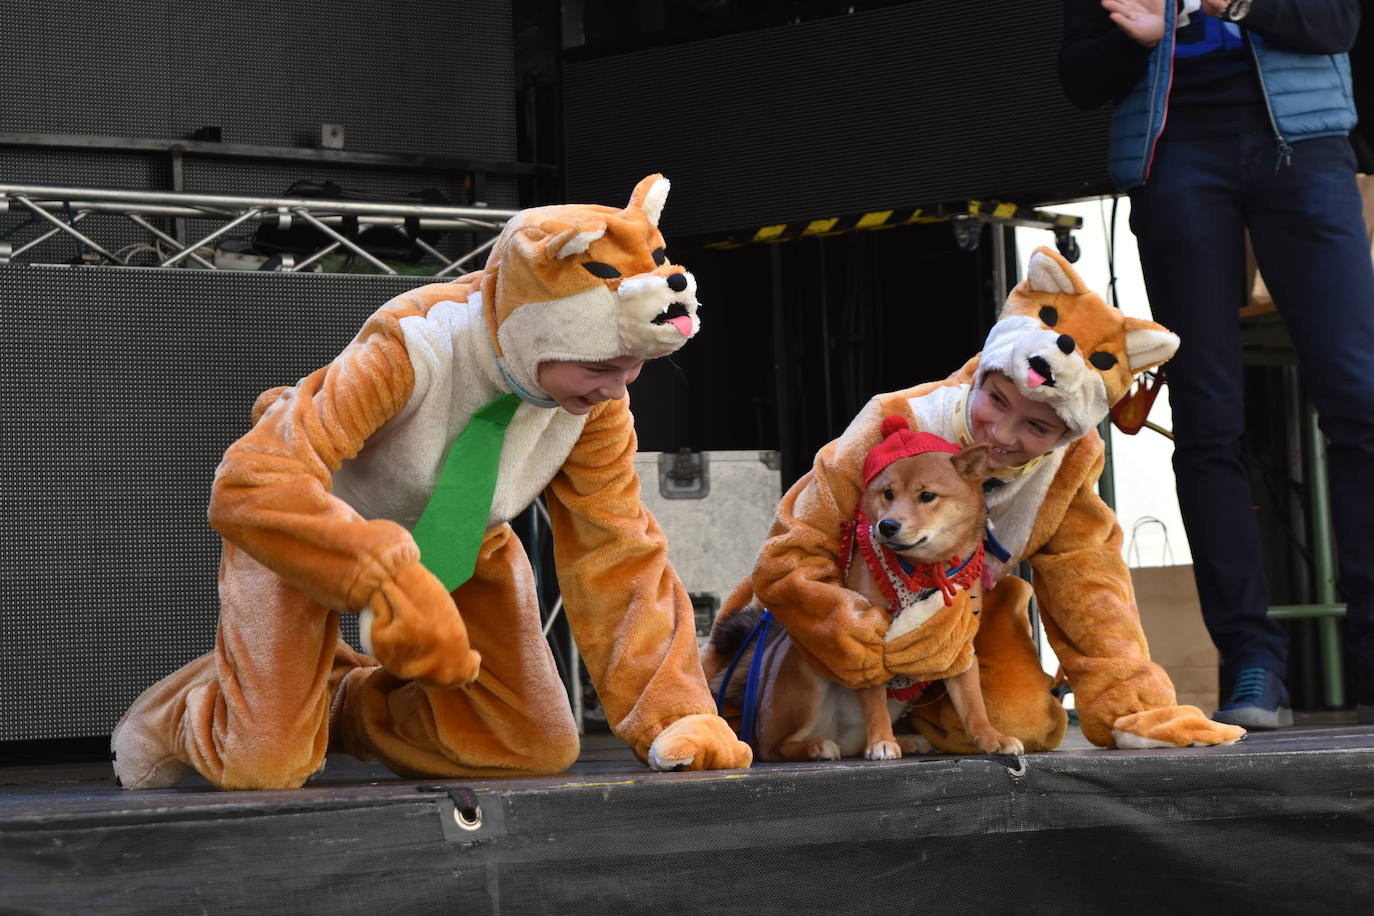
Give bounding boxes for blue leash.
[714,609,772,747]
[984,527,1011,564]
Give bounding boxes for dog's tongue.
[1026,367,1047,388]
[666,315,693,336]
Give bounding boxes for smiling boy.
[968,371,1069,470]
[539,356,646,415]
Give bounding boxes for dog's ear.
[951,443,991,481]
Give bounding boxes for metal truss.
[0,183,520,276]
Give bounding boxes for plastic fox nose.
[877,519,901,538]
[1056,334,1075,354]
[666,273,688,292]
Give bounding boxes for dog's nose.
[666,273,688,292]
[877,519,901,538]
[1056,334,1075,354]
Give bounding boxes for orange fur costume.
[705,247,1246,752]
[112,175,751,790]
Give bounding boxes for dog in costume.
[710,426,1024,760]
[112,174,752,790]
[704,246,1246,752]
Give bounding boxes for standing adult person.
[1060,0,1374,727]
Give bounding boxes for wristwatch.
[1220,0,1253,23]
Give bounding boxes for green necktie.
[410,393,522,591]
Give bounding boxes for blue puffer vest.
[1108,4,1357,191]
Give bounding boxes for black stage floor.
[4,721,1374,915]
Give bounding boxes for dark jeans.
[1130,132,1374,687]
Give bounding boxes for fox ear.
[951,443,991,480]
[626,174,670,227]
[1123,318,1180,372]
[547,224,606,259]
[1026,248,1076,295]
[1026,246,1091,295]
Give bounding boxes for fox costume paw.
[110,713,192,790]
[360,562,481,689]
[646,714,753,772]
[882,601,978,683]
[1111,705,1246,748]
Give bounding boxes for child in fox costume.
[705,247,1246,752]
[112,174,752,790]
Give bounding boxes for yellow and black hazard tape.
[695,200,1082,250]
[965,200,1082,231]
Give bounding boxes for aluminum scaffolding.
[0,182,520,276]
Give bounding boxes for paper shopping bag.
[1127,518,1220,713]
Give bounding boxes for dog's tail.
[706,604,771,705]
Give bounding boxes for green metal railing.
[1267,407,1345,707]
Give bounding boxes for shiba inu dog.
[710,423,1023,761]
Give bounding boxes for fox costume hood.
[974,248,1179,445]
[113,175,751,791]
[705,247,1245,752]
[484,174,700,404]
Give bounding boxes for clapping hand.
[1101,0,1166,47]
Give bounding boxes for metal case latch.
[659,449,710,500]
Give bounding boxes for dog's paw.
[806,738,842,761]
[864,740,902,760]
[973,732,1024,755]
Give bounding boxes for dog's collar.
[895,540,985,605]
[886,675,932,703]
[896,544,983,585]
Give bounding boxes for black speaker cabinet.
[0,266,434,741]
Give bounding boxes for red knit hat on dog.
[863,415,961,484]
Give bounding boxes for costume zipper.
[1247,33,1293,171]
[1141,4,1177,185]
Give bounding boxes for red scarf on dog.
[840,508,986,703]
[839,508,986,611]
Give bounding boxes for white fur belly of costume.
[883,586,948,642]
